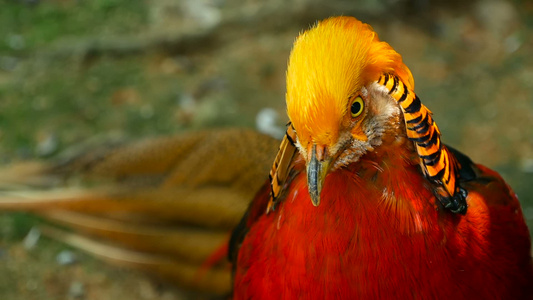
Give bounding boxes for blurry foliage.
[0,56,185,159]
[0,0,173,160]
[0,0,146,54]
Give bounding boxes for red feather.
[233,146,532,299]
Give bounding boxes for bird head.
[286,16,415,206]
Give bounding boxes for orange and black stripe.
[266,123,297,213]
[377,73,467,214]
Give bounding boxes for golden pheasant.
[229,16,533,299]
[0,16,531,299]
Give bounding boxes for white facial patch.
[364,83,401,120]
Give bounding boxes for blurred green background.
[0,0,532,299]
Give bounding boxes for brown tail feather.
[0,187,250,228]
[0,161,56,189]
[40,226,232,295]
[41,210,229,263]
[0,128,280,296]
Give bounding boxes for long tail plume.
[0,128,280,296]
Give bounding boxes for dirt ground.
[0,0,532,299]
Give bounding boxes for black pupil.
[351,101,361,115]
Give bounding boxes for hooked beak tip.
[307,144,329,207]
[310,193,320,207]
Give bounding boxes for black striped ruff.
[377,73,467,214]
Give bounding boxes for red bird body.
[231,17,533,299]
[234,140,532,299]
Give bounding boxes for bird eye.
[350,96,364,118]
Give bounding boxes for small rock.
[520,158,533,174]
[56,250,78,265]
[36,133,59,157]
[177,92,197,122]
[68,281,85,298]
[149,0,221,32]
[256,108,284,139]
[504,34,522,54]
[23,227,40,250]
[183,0,222,29]
[6,34,26,50]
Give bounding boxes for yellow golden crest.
[286,16,413,149]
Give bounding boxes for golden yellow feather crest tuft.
[286,16,413,148]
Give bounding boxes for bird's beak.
[306,144,332,207]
